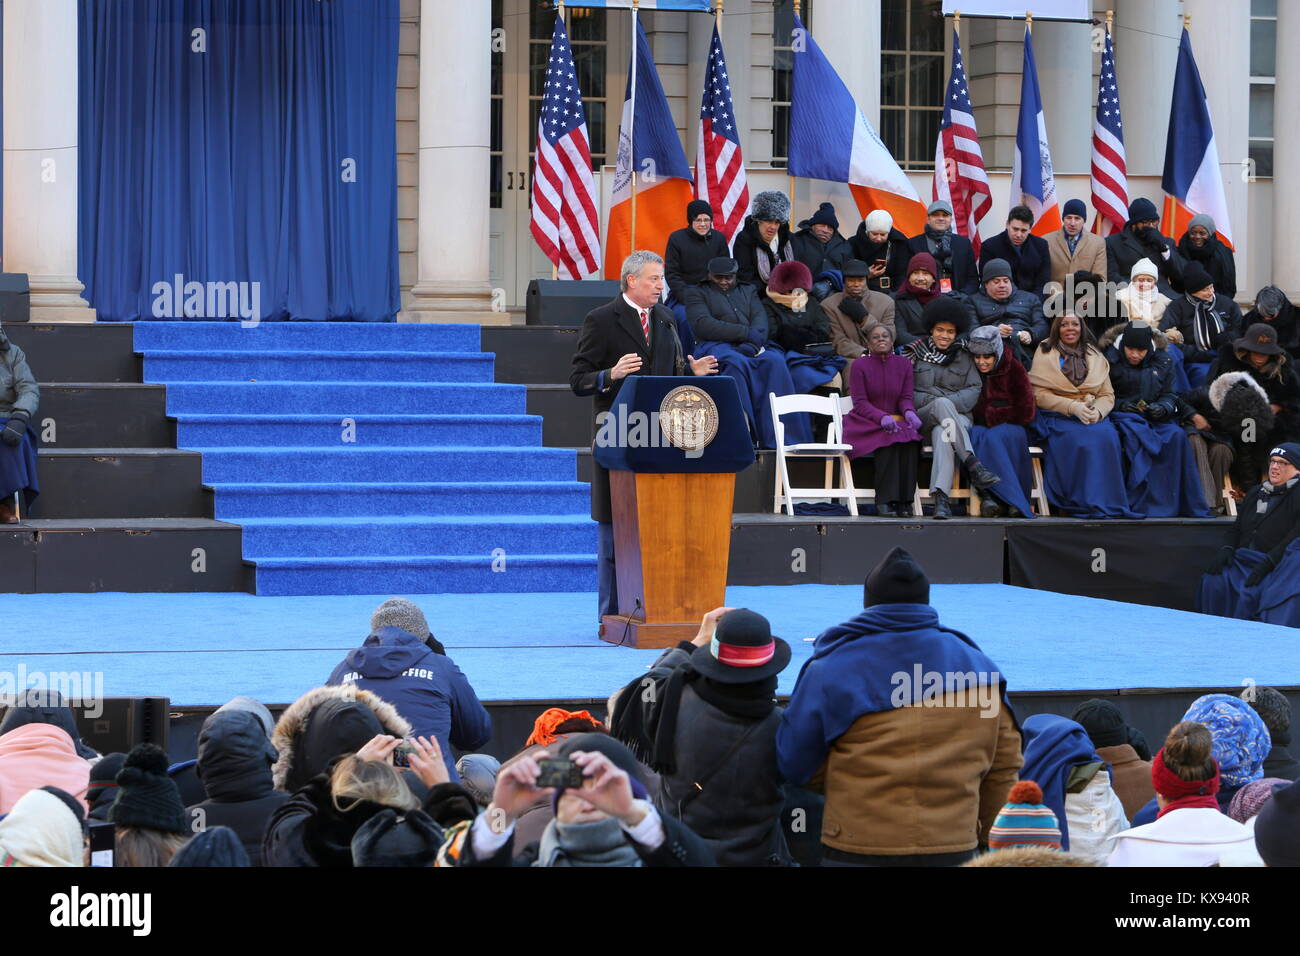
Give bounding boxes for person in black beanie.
[609,607,792,866]
[1070,698,1154,820]
[1243,687,1300,781]
[110,743,191,866]
[778,547,1021,866]
[1105,196,1185,297]
[790,202,853,298]
[350,807,444,867]
[664,199,730,353]
[86,753,127,822]
[169,825,250,867]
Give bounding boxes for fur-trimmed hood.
[271,684,411,792]
[1098,321,1169,351]
[1208,370,1270,412]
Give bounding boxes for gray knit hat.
[371,598,430,640]
[1188,212,1216,236]
[751,190,790,224]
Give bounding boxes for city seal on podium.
[658,385,719,453]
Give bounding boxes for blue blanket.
[969,423,1036,517]
[1197,548,1268,620]
[1110,412,1211,517]
[1029,412,1140,519]
[694,340,809,448]
[776,603,1014,786]
[1256,539,1300,627]
[0,427,39,506]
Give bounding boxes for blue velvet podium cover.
[592,376,755,473]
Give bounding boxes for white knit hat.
[864,209,893,234]
[1130,258,1158,281]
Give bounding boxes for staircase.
[132,322,596,596]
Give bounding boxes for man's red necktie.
[639,309,650,345]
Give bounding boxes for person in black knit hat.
[109,743,191,867]
[169,825,250,867]
[1071,698,1154,820]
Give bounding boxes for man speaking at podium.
[570,250,719,623]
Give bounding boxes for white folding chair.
[1222,475,1238,517]
[836,395,922,514]
[770,393,858,516]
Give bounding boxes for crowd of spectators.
[2,576,1296,869]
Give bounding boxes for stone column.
[3,0,95,323]
[403,0,497,323]
[1113,0,1181,177]
[1033,17,1093,176]
[813,0,880,128]
[1273,0,1299,298]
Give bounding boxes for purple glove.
[903,410,923,431]
[880,415,901,434]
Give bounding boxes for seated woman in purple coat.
[842,322,924,516]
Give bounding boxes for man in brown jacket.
[823,259,895,359]
[776,548,1022,865]
[1046,199,1107,291]
[1071,698,1153,821]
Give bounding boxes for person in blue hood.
[325,598,491,781]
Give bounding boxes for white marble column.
[1270,0,1297,298]
[3,0,94,323]
[403,0,497,323]
[814,0,880,128]
[1034,17,1093,176]
[1113,0,1181,178]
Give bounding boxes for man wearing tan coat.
[823,259,895,359]
[1046,199,1107,290]
[776,548,1022,865]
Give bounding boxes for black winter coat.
[1230,479,1300,565]
[684,281,768,346]
[1243,300,1300,360]
[1263,731,1300,782]
[849,224,909,294]
[1202,344,1300,438]
[967,289,1048,367]
[1106,347,1182,420]
[733,217,794,299]
[664,227,730,303]
[1177,233,1237,301]
[1161,294,1245,364]
[764,299,831,354]
[790,228,853,279]
[1106,226,1185,297]
[188,709,289,866]
[904,231,980,295]
[979,231,1052,299]
[262,772,476,867]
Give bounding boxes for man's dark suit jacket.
[903,231,981,295]
[570,295,689,523]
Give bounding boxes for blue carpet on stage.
[0,585,1290,706]
[131,322,598,597]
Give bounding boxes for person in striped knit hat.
[987,781,1062,850]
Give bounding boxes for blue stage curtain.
[78,0,400,322]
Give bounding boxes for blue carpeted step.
[209,481,591,518]
[195,446,577,483]
[132,320,480,353]
[143,350,494,383]
[163,381,526,415]
[177,414,541,448]
[238,516,595,558]
[252,554,598,596]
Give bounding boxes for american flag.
[695,24,748,245]
[933,29,991,256]
[530,16,601,279]
[1090,27,1128,237]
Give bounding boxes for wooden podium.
[596,377,754,648]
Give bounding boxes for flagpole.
[630,0,640,252]
[715,0,722,29]
[551,0,566,279]
[788,0,800,229]
[1025,10,1032,34]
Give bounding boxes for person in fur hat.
[1103,322,1211,517]
[732,190,795,300]
[1183,322,1300,491]
[762,259,845,393]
